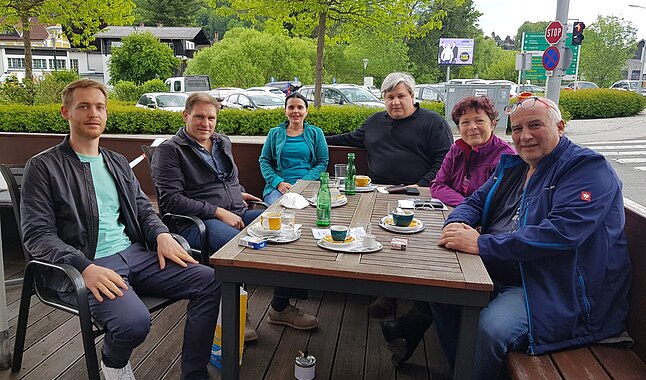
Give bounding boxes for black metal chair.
[0,164,190,380]
[142,144,268,264]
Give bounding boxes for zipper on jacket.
[518,173,536,354]
[578,275,592,321]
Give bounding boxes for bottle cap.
[320,172,329,179]
[348,152,355,158]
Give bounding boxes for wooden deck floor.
[0,240,452,379]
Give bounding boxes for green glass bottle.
[344,152,357,195]
[316,172,331,226]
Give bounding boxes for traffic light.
[572,22,585,45]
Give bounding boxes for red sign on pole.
[545,21,564,45]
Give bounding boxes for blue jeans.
[59,243,220,380]
[180,209,264,253]
[431,286,529,380]
[263,189,283,205]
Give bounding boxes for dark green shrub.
[139,79,167,94]
[113,81,140,102]
[0,101,450,135]
[559,89,646,119]
[33,70,80,105]
[0,78,35,105]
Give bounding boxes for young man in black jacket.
[20,79,219,380]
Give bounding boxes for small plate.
[320,235,356,249]
[379,216,426,234]
[340,184,377,193]
[307,194,348,208]
[317,239,383,253]
[248,225,301,243]
[248,222,282,237]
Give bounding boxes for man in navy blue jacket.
[434,96,630,379]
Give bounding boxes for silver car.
[135,93,188,112]
[299,84,384,107]
[222,92,285,110]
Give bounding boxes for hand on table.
[438,222,480,255]
[216,207,245,230]
[82,264,128,303]
[156,232,198,269]
[277,182,291,194]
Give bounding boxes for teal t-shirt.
[77,153,132,259]
[281,134,312,184]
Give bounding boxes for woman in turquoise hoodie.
[259,92,329,204]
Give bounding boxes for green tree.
[515,21,549,49]
[134,0,203,27]
[108,31,180,85]
[0,0,135,81]
[579,15,637,88]
[217,0,449,106]
[185,27,316,88]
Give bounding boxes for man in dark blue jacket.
[21,79,219,380]
[434,96,630,379]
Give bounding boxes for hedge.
[559,89,646,119]
[0,101,445,135]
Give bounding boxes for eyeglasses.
[504,97,560,115]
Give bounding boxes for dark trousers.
[59,243,220,380]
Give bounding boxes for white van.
[165,75,211,93]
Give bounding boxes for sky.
[474,0,645,40]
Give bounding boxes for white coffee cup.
[362,234,377,248]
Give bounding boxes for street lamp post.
[362,58,369,85]
[51,36,58,71]
[629,5,646,91]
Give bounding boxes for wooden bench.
[506,198,646,380]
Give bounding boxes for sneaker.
[245,313,259,342]
[267,304,318,330]
[101,360,136,380]
[369,297,396,318]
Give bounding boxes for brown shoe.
[369,297,396,318]
[244,313,258,342]
[267,305,318,330]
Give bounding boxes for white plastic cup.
[363,234,377,248]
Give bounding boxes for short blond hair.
[61,79,108,107]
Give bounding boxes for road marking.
[636,167,646,171]
[582,140,646,145]
[598,151,646,156]
[586,145,646,150]
[616,158,646,163]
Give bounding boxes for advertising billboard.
[438,38,475,65]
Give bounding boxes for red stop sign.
[545,21,564,44]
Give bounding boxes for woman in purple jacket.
[381,96,514,365]
[431,96,515,206]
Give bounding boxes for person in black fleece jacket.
[326,72,453,187]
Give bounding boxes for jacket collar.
[497,136,570,171]
[176,127,223,147]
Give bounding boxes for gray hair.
[537,97,563,124]
[381,72,416,97]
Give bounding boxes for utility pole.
[545,0,570,104]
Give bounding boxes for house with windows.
[0,22,211,85]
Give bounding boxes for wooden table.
[210,180,493,380]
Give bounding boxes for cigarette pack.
[238,236,267,250]
[390,237,408,250]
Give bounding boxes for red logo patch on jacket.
[580,191,591,202]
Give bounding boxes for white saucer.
[317,239,383,253]
[378,216,426,234]
[248,222,282,237]
[307,194,348,208]
[248,225,301,243]
[340,184,377,193]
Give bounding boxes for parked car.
[246,86,286,96]
[264,80,302,95]
[165,75,211,93]
[564,81,599,90]
[221,92,285,110]
[363,85,382,99]
[415,83,446,102]
[447,78,489,85]
[610,80,646,96]
[206,87,245,101]
[510,84,545,97]
[135,92,188,112]
[298,84,384,108]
